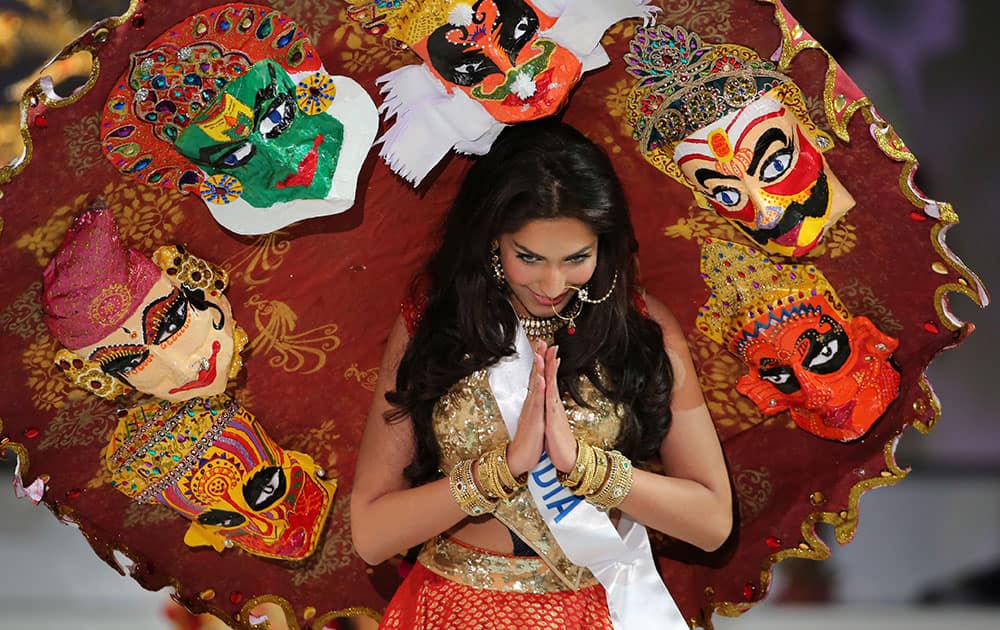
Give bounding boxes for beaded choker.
[518,298,583,340]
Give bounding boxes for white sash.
[487,324,688,629]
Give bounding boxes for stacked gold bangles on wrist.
[558,437,634,510]
[449,443,528,516]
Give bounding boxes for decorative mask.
[101,3,378,234]
[369,0,657,184]
[625,25,855,257]
[108,395,337,560]
[696,240,900,441]
[43,204,247,402]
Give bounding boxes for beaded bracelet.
[449,459,497,516]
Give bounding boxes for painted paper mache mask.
[41,202,335,560]
[101,3,378,235]
[625,25,855,257]
[371,0,657,185]
[696,240,900,441]
[107,395,336,560]
[42,202,247,403]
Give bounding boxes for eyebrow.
[196,65,283,165]
[695,168,737,188]
[746,128,789,177]
[140,287,179,343]
[512,240,595,260]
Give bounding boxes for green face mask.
[175,59,344,208]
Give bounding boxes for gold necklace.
[516,298,583,340]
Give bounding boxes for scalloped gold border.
[0,4,388,626]
[697,3,990,627]
[710,438,908,622]
[0,0,141,188]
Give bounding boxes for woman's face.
[498,217,598,318]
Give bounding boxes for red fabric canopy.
[0,1,987,628]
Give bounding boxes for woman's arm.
[613,294,733,551]
[349,315,469,565]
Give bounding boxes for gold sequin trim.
[418,535,599,594]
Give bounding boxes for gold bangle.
[449,459,496,515]
[558,437,592,489]
[477,450,513,501]
[494,444,526,490]
[587,450,634,511]
[575,445,609,497]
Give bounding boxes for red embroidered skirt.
[379,561,613,629]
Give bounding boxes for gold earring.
[490,245,506,286]
[152,245,230,294]
[54,348,132,400]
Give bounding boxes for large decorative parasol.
[0,1,987,628]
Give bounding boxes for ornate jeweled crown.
[107,394,237,506]
[696,239,849,358]
[624,24,788,156]
[362,0,469,47]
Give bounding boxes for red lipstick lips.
[169,340,220,395]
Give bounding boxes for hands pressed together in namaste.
[505,340,579,478]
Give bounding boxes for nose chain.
[519,298,583,340]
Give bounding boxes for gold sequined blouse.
[422,367,625,592]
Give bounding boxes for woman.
[351,121,732,628]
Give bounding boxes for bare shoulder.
[638,291,686,342]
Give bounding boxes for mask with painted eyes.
[373,0,657,185]
[43,204,246,402]
[107,396,336,560]
[416,0,581,123]
[696,239,900,442]
[625,24,855,257]
[100,3,378,234]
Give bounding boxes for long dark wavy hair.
[386,121,673,486]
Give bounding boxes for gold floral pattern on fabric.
[663,204,741,243]
[269,0,342,33]
[286,495,355,586]
[63,113,102,178]
[432,369,623,591]
[730,465,773,524]
[123,500,178,529]
[22,336,74,412]
[418,535,594,594]
[245,293,341,374]
[37,395,115,451]
[345,364,379,391]
[837,279,904,334]
[687,333,763,439]
[283,418,342,472]
[14,181,185,267]
[802,221,857,259]
[655,0,734,42]
[332,4,411,75]
[222,231,292,289]
[0,282,47,340]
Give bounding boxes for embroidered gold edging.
[930,222,990,330]
[33,475,375,630]
[0,1,141,188]
[911,376,943,435]
[707,437,908,626]
[0,417,31,473]
[761,0,871,142]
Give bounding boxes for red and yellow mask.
[108,396,336,560]
[674,95,854,257]
[400,0,580,123]
[625,24,855,257]
[696,240,900,441]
